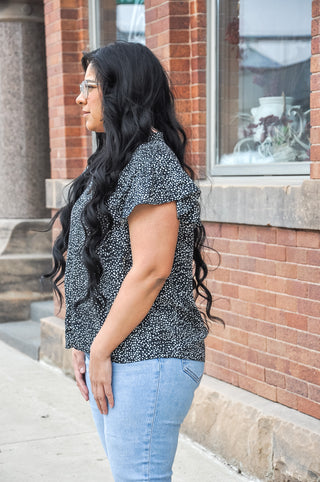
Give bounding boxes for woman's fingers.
[90,356,114,415]
[72,349,89,401]
[92,382,113,415]
[93,383,109,415]
[104,382,114,410]
[103,357,114,410]
[76,371,89,401]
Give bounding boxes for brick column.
[145,0,207,177]
[310,0,320,178]
[44,0,91,181]
[44,0,91,317]
[190,0,207,177]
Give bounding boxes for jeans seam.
[181,360,203,384]
[183,366,200,383]
[146,358,161,481]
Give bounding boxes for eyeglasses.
[79,80,100,99]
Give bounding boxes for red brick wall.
[145,0,207,177]
[44,0,91,180]
[205,223,320,419]
[311,0,320,178]
[143,1,320,419]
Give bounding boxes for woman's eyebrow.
[85,78,97,83]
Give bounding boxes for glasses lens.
[80,81,88,99]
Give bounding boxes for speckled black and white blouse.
[64,131,208,363]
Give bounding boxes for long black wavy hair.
[44,41,222,326]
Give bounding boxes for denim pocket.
[181,360,204,384]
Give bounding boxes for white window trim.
[206,0,310,178]
[88,0,101,50]
[88,0,101,152]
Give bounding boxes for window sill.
[199,177,320,230]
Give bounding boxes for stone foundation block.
[40,316,73,377]
[182,376,320,481]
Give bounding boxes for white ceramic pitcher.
[251,96,294,123]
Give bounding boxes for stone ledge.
[46,178,320,230]
[200,179,320,230]
[182,375,320,481]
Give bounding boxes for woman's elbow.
[154,273,170,286]
[131,264,172,286]
[147,267,171,286]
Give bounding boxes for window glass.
[215,0,311,170]
[88,0,145,151]
[91,0,145,48]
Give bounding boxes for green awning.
[116,0,144,5]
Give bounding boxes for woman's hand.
[89,345,114,415]
[72,348,89,401]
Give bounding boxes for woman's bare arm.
[89,201,179,414]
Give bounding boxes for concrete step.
[0,320,40,359]
[30,300,54,323]
[0,300,54,360]
[0,291,52,322]
[0,253,52,293]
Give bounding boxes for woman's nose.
[76,92,86,105]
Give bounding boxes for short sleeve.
[109,138,201,225]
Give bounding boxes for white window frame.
[88,0,101,50]
[207,0,311,178]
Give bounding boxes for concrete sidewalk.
[0,341,253,482]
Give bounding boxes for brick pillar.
[145,0,207,177]
[310,0,320,178]
[44,0,91,317]
[190,0,207,177]
[44,0,91,181]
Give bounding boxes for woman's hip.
[85,356,204,481]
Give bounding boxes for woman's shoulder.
[128,132,180,172]
[109,131,200,222]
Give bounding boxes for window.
[89,0,145,50]
[208,0,311,176]
[88,0,145,150]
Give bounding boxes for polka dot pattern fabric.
[64,132,208,363]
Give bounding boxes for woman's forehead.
[85,63,96,80]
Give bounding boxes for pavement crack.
[0,431,96,447]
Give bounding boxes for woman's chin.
[85,119,93,131]
[85,120,104,133]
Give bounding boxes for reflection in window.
[98,0,145,47]
[217,0,311,167]
[116,0,145,42]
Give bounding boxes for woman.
[45,42,221,481]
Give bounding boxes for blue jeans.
[85,355,204,481]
